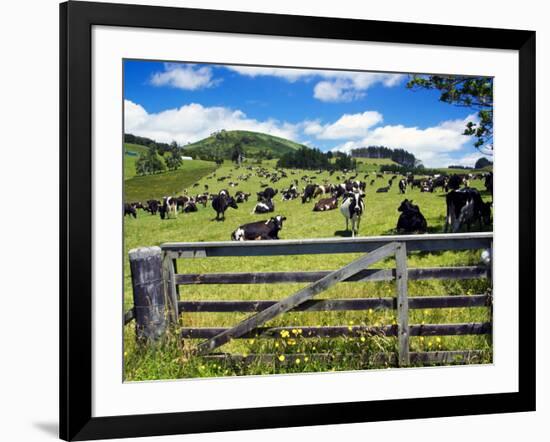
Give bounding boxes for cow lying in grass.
[231,215,287,241]
[396,199,427,234]
[313,196,338,212]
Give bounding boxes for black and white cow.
[160,196,178,220]
[433,175,448,192]
[252,198,274,214]
[235,191,251,203]
[444,188,492,233]
[484,172,493,196]
[313,196,338,212]
[340,192,365,237]
[398,179,407,194]
[257,187,278,201]
[211,192,238,221]
[183,201,198,213]
[146,199,160,215]
[376,186,390,193]
[231,215,287,241]
[396,199,427,234]
[281,184,299,201]
[124,203,137,218]
[301,184,318,203]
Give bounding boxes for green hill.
[183,130,306,159]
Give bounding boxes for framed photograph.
[60,1,535,440]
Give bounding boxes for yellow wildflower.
[304,357,309,362]
[124,351,128,357]
[278,355,285,362]
[368,309,373,315]
[274,342,279,348]
[436,337,441,343]
[295,358,301,365]
[248,339,255,345]
[360,336,366,342]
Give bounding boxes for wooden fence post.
[395,242,410,366]
[129,246,167,342]
[162,255,179,323]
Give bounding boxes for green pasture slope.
[353,157,398,173]
[184,130,306,158]
[123,160,493,381]
[123,142,217,201]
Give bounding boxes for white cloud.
[304,111,383,140]
[124,100,299,145]
[150,64,220,90]
[225,66,404,102]
[331,114,479,167]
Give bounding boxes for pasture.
[123,160,493,381]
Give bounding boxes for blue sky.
[124,60,491,167]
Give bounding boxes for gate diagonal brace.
[195,241,400,355]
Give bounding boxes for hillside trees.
[135,148,167,176]
[350,146,416,167]
[165,141,183,171]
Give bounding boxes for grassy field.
[123,160,493,381]
[124,159,217,202]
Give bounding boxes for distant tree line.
[277,147,356,171]
[447,165,473,170]
[380,163,441,176]
[350,146,417,167]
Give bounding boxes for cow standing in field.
[484,172,493,196]
[396,199,427,234]
[340,192,365,237]
[146,199,160,215]
[444,188,492,233]
[160,196,178,220]
[211,192,238,221]
[313,196,338,212]
[398,179,407,194]
[302,184,318,203]
[124,203,137,218]
[231,215,287,241]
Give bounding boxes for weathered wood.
[202,350,487,365]
[162,232,493,259]
[194,242,400,355]
[176,295,490,313]
[174,266,488,285]
[162,255,179,323]
[128,247,166,341]
[181,322,492,339]
[172,259,180,298]
[395,243,410,366]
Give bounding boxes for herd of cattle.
[124,166,493,240]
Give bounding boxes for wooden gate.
[126,232,493,367]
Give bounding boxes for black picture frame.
[60,1,536,440]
